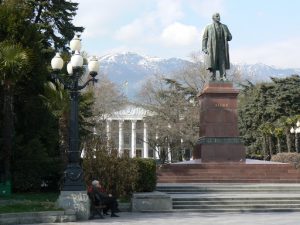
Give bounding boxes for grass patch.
[0,192,62,213]
[0,202,61,213]
[118,196,131,203]
[0,192,59,202]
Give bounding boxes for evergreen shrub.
[83,138,157,198]
[133,158,156,192]
[271,153,300,169]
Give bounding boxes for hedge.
[133,158,156,192]
[271,153,300,169]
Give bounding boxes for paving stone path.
[28,211,300,225]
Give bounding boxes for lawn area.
[0,192,62,213]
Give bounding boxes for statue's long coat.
[202,23,232,70]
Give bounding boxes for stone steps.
[173,204,300,209]
[172,208,300,213]
[157,179,300,183]
[173,200,300,205]
[157,190,300,194]
[157,183,300,212]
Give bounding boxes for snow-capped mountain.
[234,63,300,82]
[98,52,300,98]
[99,52,192,83]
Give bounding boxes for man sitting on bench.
[88,180,119,218]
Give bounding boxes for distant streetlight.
[290,120,300,153]
[51,35,99,191]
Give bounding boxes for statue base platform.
[194,81,245,162]
[157,159,300,183]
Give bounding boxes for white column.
[167,124,172,162]
[131,120,137,158]
[106,120,112,150]
[143,122,148,158]
[106,120,112,140]
[118,120,124,155]
[167,144,172,162]
[181,138,184,161]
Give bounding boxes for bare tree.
[137,74,199,163]
[86,74,128,140]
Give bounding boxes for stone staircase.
[157,161,300,183]
[156,183,300,212]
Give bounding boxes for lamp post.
[51,35,99,192]
[290,120,300,153]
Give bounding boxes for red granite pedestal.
[193,82,246,162]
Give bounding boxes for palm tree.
[40,81,70,166]
[265,122,275,157]
[279,116,294,153]
[259,122,274,160]
[0,41,30,182]
[274,126,284,153]
[41,81,95,167]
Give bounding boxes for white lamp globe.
[290,127,295,134]
[67,62,73,75]
[71,51,83,68]
[70,35,81,52]
[88,56,99,75]
[51,53,64,70]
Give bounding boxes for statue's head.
[212,13,221,22]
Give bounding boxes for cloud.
[75,0,204,59]
[231,38,300,68]
[114,20,145,41]
[155,0,184,25]
[74,0,142,38]
[189,0,226,18]
[114,0,184,42]
[161,22,200,46]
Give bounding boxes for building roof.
[105,105,153,120]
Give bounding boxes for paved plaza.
[29,211,300,225]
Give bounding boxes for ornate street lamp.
[290,120,300,153]
[51,35,99,191]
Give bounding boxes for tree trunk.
[2,82,14,182]
[277,137,281,153]
[285,129,292,152]
[160,147,167,164]
[262,135,267,160]
[268,135,274,158]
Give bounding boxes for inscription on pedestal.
[197,137,244,144]
[215,103,229,108]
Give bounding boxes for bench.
[87,191,107,219]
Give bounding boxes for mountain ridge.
[97,52,300,97]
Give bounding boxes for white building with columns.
[105,105,156,158]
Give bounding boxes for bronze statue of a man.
[202,13,232,81]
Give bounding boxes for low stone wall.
[131,191,172,212]
[0,210,76,225]
[118,202,131,212]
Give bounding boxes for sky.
[73,0,300,68]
